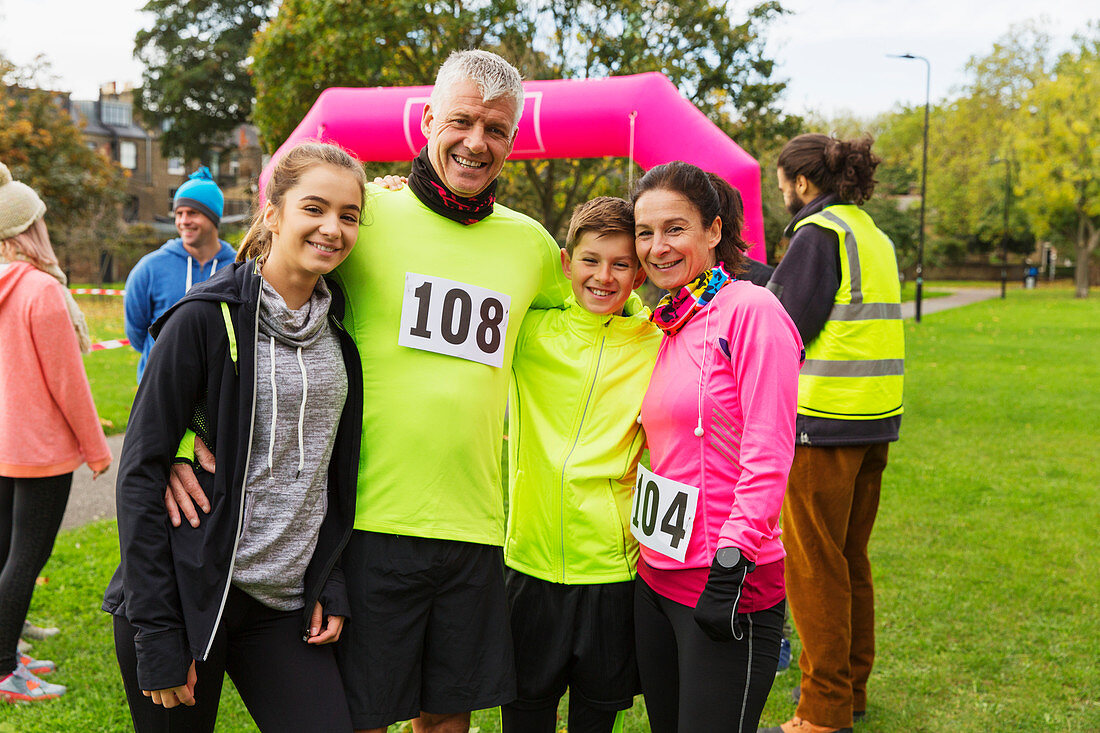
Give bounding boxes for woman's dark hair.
[630,161,746,275]
[705,172,748,276]
[777,133,880,205]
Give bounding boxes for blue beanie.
[173,166,224,226]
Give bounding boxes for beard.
[786,195,805,217]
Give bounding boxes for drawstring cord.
[266,338,309,479]
[295,347,307,478]
[186,255,220,294]
[694,305,713,439]
[267,337,277,478]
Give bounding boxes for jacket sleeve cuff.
[317,566,351,619]
[134,628,192,692]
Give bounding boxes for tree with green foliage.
[1,55,126,273]
[917,24,1049,263]
[1013,29,1100,298]
[251,0,797,242]
[134,0,273,161]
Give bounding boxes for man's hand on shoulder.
[373,175,407,191]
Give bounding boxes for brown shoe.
[757,717,853,733]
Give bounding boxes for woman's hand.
[143,660,197,708]
[693,549,756,642]
[91,463,111,480]
[306,602,344,645]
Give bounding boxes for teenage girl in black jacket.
[104,142,366,732]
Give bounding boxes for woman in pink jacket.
[0,162,111,703]
[630,161,803,732]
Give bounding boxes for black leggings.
[502,697,620,733]
[0,473,72,676]
[114,585,352,733]
[635,577,784,733]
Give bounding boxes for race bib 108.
[398,273,511,368]
[630,465,700,563]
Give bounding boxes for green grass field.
[77,295,138,435]
[7,286,1096,731]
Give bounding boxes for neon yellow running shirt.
[333,185,567,545]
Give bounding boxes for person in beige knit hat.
[0,162,91,351]
[0,160,112,702]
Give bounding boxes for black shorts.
[505,568,639,712]
[335,531,516,729]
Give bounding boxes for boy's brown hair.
[565,196,635,255]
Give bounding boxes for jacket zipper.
[299,314,357,638]
[557,325,608,582]
[202,280,262,661]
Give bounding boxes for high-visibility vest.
[793,204,904,420]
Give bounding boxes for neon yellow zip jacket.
[505,296,662,583]
[334,185,568,546]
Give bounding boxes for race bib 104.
[398,273,511,368]
[630,464,701,563]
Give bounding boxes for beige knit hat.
[0,162,47,240]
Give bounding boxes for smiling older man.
[329,49,568,733]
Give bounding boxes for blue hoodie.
[124,238,237,382]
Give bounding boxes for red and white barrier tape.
[71,288,125,296]
[89,338,130,352]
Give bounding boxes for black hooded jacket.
[103,260,362,691]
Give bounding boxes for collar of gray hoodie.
[258,276,332,347]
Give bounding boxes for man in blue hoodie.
[124,167,237,382]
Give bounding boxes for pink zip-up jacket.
[639,280,802,584]
[0,262,111,478]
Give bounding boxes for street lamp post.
[889,53,930,322]
[993,157,1011,299]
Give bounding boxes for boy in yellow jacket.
[504,197,661,733]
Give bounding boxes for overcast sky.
[1,0,1096,118]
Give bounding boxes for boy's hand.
[165,436,215,528]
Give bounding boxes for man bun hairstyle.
[565,196,634,255]
[778,133,880,205]
[630,161,746,275]
[431,50,525,131]
[237,142,367,263]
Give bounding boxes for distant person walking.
[124,167,236,382]
[0,161,112,702]
[761,134,904,733]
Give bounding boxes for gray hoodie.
[232,276,348,610]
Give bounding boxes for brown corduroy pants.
[782,442,889,730]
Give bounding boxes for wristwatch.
[715,547,743,569]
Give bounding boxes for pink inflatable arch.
[262,72,766,262]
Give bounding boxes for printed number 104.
[632,475,688,549]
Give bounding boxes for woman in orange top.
[0,161,111,702]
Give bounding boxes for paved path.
[61,433,126,531]
[901,287,1000,319]
[62,289,1003,531]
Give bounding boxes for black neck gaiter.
[407,147,497,225]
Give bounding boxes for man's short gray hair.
[430,50,525,131]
